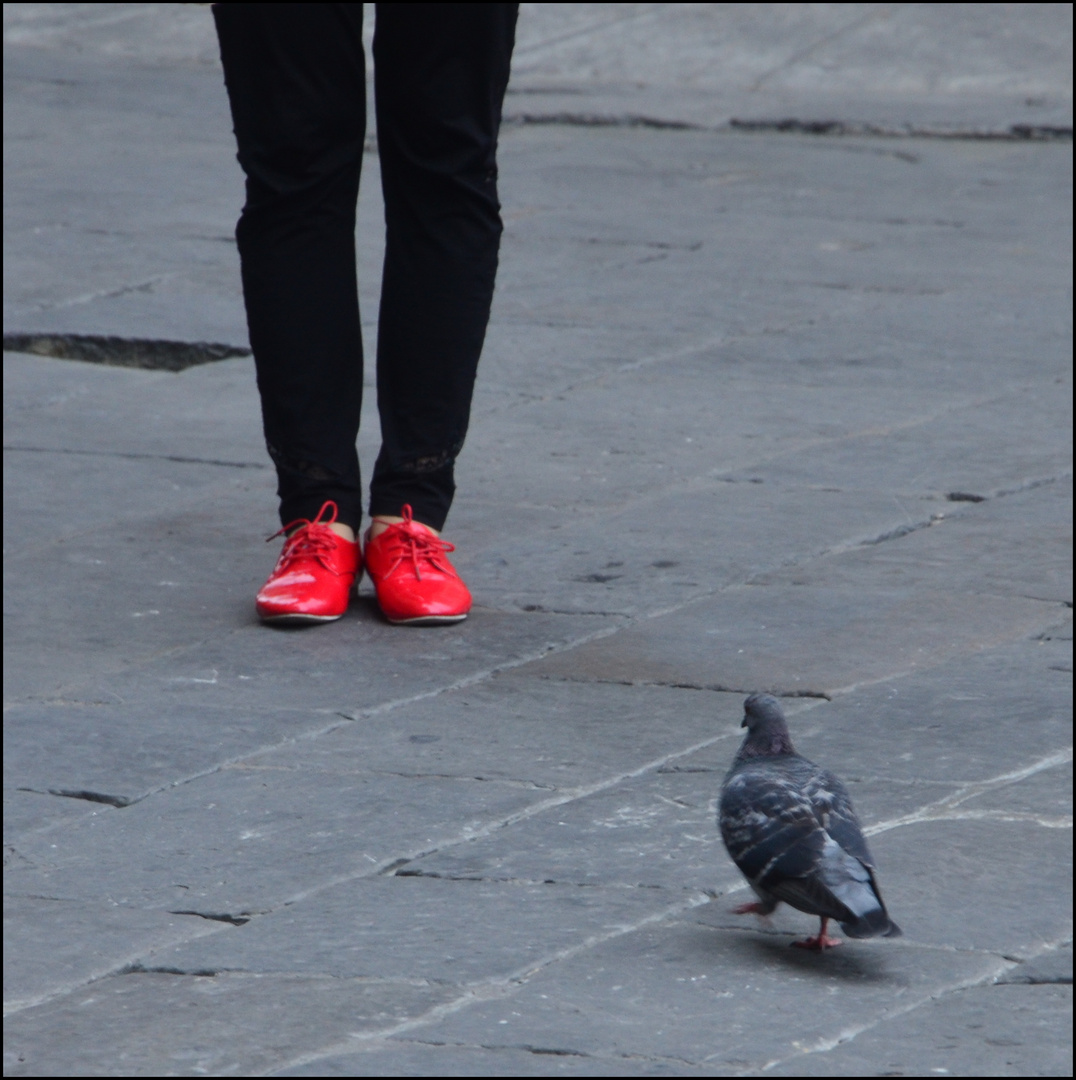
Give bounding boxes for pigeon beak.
[741,716,748,728]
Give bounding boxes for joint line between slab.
[863,747,1074,837]
[752,933,1075,1075]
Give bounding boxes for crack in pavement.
[168,910,251,926]
[15,786,141,809]
[503,113,1073,141]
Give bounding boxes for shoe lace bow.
[393,528,455,581]
[267,501,344,574]
[379,505,455,581]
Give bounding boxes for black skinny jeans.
[213,3,518,532]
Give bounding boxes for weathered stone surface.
[996,941,1073,986]
[505,3,1073,131]
[153,875,701,986]
[719,387,1073,505]
[961,759,1074,821]
[3,701,350,814]
[651,632,1074,788]
[63,607,610,713]
[3,895,219,1012]
[4,766,542,912]
[280,1039,728,1077]
[2,353,264,465]
[533,584,1056,698]
[6,3,1071,132]
[3,788,101,838]
[241,679,744,792]
[3,5,1071,1076]
[456,481,958,618]
[694,818,1072,958]
[409,920,999,1069]
[531,495,1068,694]
[402,761,923,895]
[2,971,456,1078]
[763,982,1074,1077]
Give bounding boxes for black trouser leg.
[215,3,517,535]
[368,3,518,531]
[214,3,367,532]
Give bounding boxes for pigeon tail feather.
[841,909,902,939]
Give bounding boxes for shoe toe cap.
[377,578,472,623]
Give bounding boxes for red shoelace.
[375,505,456,581]
[267,501,347,574]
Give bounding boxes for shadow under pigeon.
[746,933,891,983]
[682,917,891,984]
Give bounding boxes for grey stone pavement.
[3,3,1072,1075]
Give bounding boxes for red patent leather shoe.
[363,505,471,625]
[256,501,361,624]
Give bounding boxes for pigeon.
[718,693,901,950]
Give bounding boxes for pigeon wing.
[803,766,901,937]
[720,769,853,921]
[805,766,876,867]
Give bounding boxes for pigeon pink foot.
[792,917,843,950]
[732,901,769,915]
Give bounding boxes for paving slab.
[963,760,1075,821]
[749,479,1072,607]
[397,919,1001,1072]
[534,580,1056,698]
[461,347,995,516]
[505,3,1073,132]
[4,448,611,705]
[3,503,281,702]
[236,679,745,793]
[394,634,1073,907]
[5,4,1071,133]
[716,385,1072,505]
[0,432,270,557]
[2,895,219,1013]
[152,875,704,986]
[2,353,265,466]
[764,982,1073,1077]
[4,765,544,914]
[996,941,1073,985]
[654,632,1074,788]
[3,788,104,838]
[1,970,456,1078]
[3,701,356,816]
[534,488,1069,695]
[52,607,609,712]
[454,475,1069,620]
[396,763,922,896]
[489,129,1070,345]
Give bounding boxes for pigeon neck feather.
[738,727,797,759]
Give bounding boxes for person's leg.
[369,3,518,533]
[214,2,367,535]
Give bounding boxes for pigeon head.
[738,693,797,757]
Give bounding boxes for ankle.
[368,515,439,540]
[286,521,356,543]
